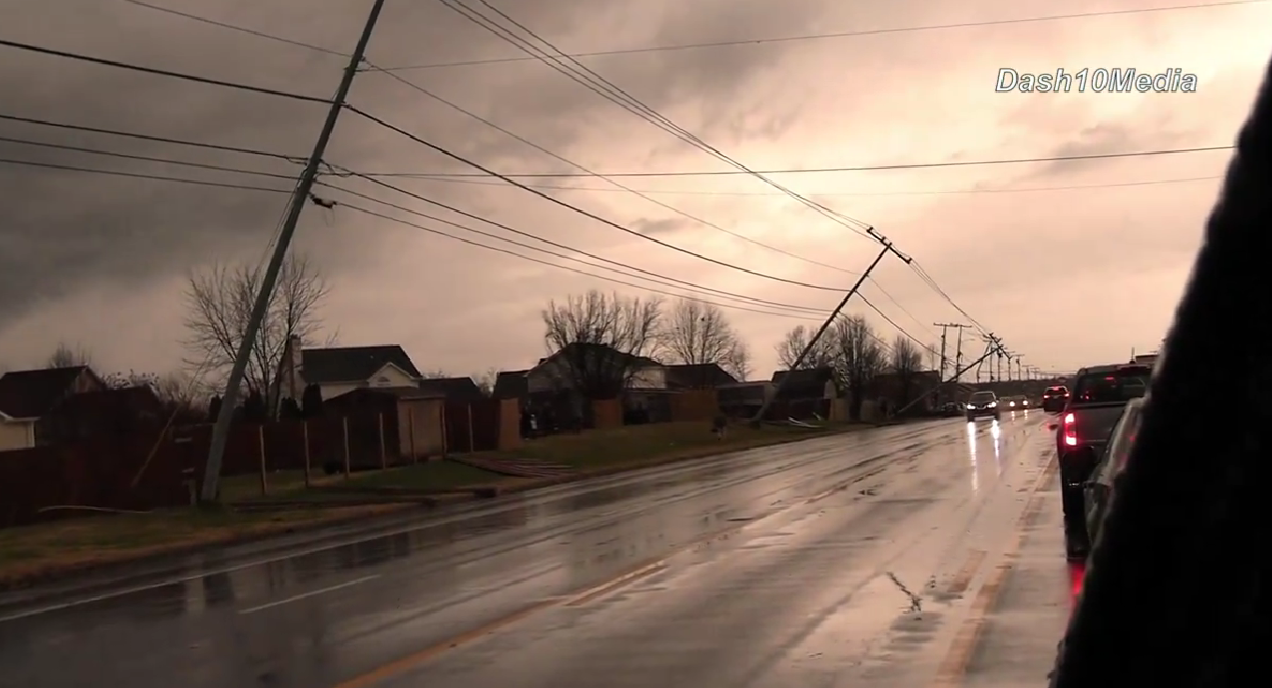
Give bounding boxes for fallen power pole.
[750,230,910,426]
[200,0,388,503]
[891,338,1006,418]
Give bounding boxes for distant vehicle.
[965,390,1000,422]
[1004,395,1030,410]
[1042,385,1070,412]
[1056,363,1152,559]
[1084,397,1146,548]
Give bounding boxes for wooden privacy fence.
[0,434,189,527]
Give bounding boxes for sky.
[1,0,1269,382]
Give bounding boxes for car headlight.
[1023,400,1029,406]
[966,404,974,410]
[988,401,997,408]
[1009,401,1015,407]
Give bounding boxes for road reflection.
[966,422,979,492]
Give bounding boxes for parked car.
[965,390,1000,422]
[1056,363,1151,559]
[1084,397,1146,548]
[1042,385,1070,412]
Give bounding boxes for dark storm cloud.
[631,217,686,236]
[0,0,826,332]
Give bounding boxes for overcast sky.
[0,0,1268,381]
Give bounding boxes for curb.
[0,423,868,593]
[0,501,439,594]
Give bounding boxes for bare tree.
[542,290,663,399]
[827,315,886,420]
[774,324,835,370]
[182,254,328,414]
[889,335,925,408]
[46,341,92,369]
[723,340,752,382]
[660,299,749,381]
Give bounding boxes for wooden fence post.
[342,416,351,479]
[408,407,417,463]
[466,403,475,453]
[440,403,448,457]
[258,425,268,495]
[378,412,387,470]
[302,420,311,487]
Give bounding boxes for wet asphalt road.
[0,412,1062,688]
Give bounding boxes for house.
[874,369,941,413]
[0,366,108,450]
[663,363,736,390]
[492,369,530,401]
[419,376,486,403]
[280,336,423,402]
[526,343,666,396]
[41,385,166,443]
[717,381,774,418]
[770,367,839,401]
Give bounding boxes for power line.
[396,173,1225,197]
[368,66,859,276]
[0,135,300,181]
[0,156,295,193]
[344,104,852,292]
[440,0,875,240]
[116,0,347,57]
[0,38,331,104]
[372,144,1236,179]
[382,1,1270,70]
[94,0,1015,361]
[330,200,826,322]
[317,178,836,314]
[0,112,305,163]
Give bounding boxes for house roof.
[492,369,530,399]
[0,366,95,418]
[538,342,661,368]
[327,386,442,403]
[664,363,736,389]
[418,376,486,402]
[300,345,421,383]
[770,366,837,400]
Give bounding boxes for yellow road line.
[930,454,1057,688]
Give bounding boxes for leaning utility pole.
[893,341,1001,418]
[751,230,910,425]
[199,0,387,503]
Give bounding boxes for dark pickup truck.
[1057,362,1151,558]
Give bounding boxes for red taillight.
[1062,412,1078,446]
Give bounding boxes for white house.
[280,336,424,402]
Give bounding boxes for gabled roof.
[418,376,486,402]
[0,366,98,418]
[492,369,530,399]
[770,366,837,400]
[537,342,661,369]
[664,363,737,389]
[301,345,421,383]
